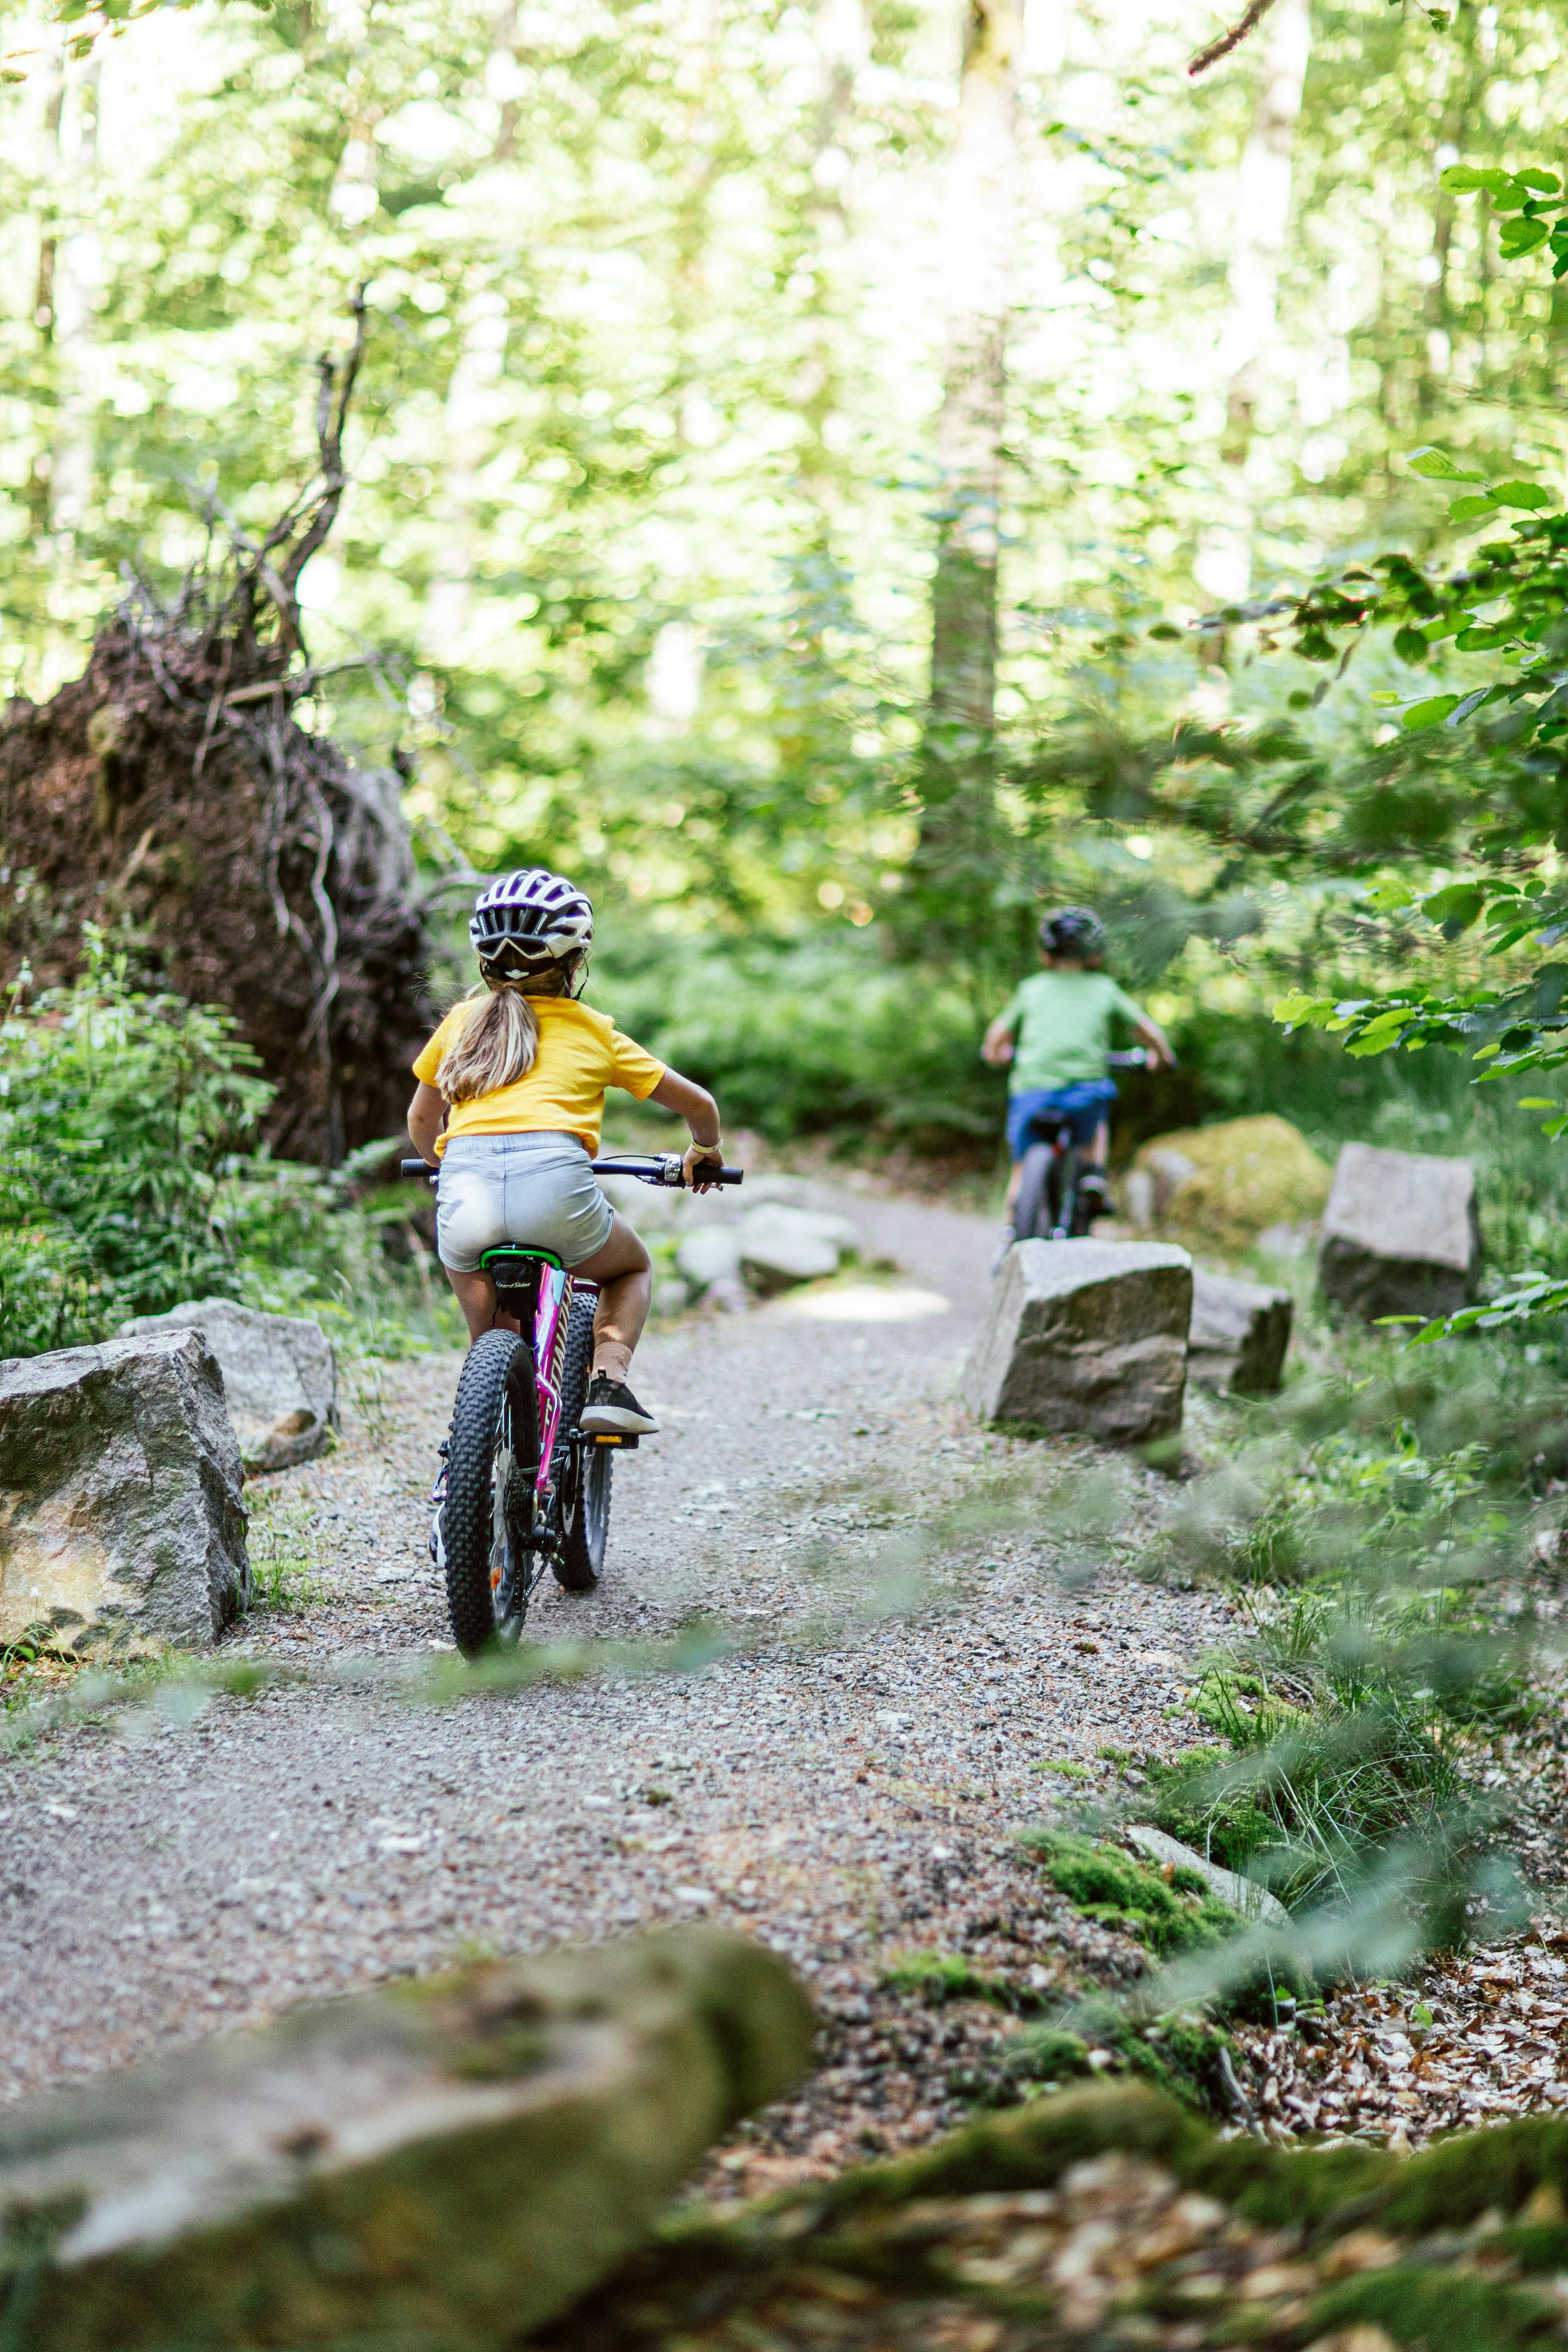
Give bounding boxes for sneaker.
[1078,1171,1110,1213]
[579,1376,659,1436]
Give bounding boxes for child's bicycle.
[401,1152,744,1657]
[1011,1051,1151,1244]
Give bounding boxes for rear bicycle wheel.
[551,1295,611,1593]
[1057,1145,1085,1237]
[1013,1142,1054,1242]
[443,1329,539,1657]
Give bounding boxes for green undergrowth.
[1122,1321,1565,1953]
[0,931,454,1360]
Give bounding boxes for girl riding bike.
[408,867,725,1438]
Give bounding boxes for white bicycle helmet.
[469,867,594,982]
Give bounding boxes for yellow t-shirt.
[412,995,666,1158]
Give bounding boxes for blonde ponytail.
[436,986,540,1103]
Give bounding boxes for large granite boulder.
[119,1298,337,1472]
[1317,1142,1482,1324]
[0,1329,248,1650]
[963,1239,1192,1446]
[1188,1267,1293,1394]
[2,1926,815,2352]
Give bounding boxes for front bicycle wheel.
[551,1295,611,1593]
[443,1329,539,1657]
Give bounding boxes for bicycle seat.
[479,1245,565,1277]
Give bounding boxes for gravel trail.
[0,1186,1238,2188]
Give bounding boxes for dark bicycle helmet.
[1039,905,1106,960]
[469,867,594,983]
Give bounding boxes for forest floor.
[3,1182,1567,2188]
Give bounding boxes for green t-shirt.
[998,969,1145,1096]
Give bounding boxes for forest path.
[0,1185,1237,2186]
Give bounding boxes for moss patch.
[1306,2267,1559,2352]
[1021,1828,1240,1960]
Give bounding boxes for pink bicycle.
[403,1152,742,1656]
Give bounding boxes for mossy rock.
[1132,1113,1331,1257]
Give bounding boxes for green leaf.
[1491,481,1553,509]
[1455,621,1518,649]
[1439,164,1514,194]
[1403,695,1461,731]
[1446,494,1500,522]
[1518,168,1562,193]
[1369,690,1403,704]
[1516,1098,1558,1108]
[1407,446,1486,481]
[1392,624,1430,663]
[1499,218,1551,256]
[1271,993,1334,1029]
[1421,881,1487,930]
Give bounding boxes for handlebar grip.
[400,1158,435,1177]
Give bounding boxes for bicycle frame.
[480,1248,600,1498]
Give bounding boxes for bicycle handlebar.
[398,1155,744,1189]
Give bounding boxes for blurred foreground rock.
[1318,1142,1482,1324]
[0,1927,814,2352]
[963,1240,1191,1446]
[532,2078,1568,2350]
[119,1296,337,1472]
[0,1328,247,1648]
[1187,1268,1293,1395]
[1126,1116,1331,1256]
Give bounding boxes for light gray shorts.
[435,1133,614,1273]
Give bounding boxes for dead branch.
[1188,0,1281,75]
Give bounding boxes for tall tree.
[910,0,1023,950]
[1194,0,1311,613]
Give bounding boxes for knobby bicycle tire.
[1058,1144,1085,1238]
[1013,1142,1054,1243]
[443,1329,538,1657]
[551,1295,610,1593]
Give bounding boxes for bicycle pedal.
[588,1432,637,1449]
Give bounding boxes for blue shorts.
[1007,1081,1117,1162]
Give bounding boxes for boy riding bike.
[407,867,724,1438]
[981,906,1174,1253]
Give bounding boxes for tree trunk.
[908,0,1022,949]
[1194,0,1311,615]
[930,0,1021,733]
[423,3,523,661]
